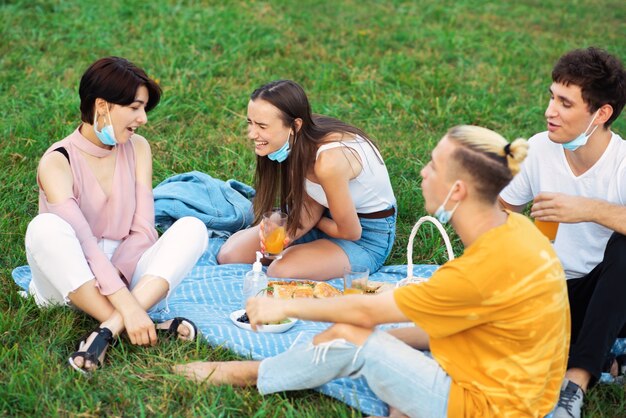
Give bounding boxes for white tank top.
[304,136,395,213]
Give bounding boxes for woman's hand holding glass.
[259,210,289,259]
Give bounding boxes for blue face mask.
[433,181,461,224]
[267,131,292,163]
[562,110,600,152]
[93,105,117,146]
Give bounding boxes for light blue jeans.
[257,330,450,418]
[294,209,396,274]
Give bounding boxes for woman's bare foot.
[173,361,260,386]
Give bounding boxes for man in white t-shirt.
[500,47,626,418]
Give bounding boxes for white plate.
[229,309,297,333]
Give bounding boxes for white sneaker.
[553,378,584,418]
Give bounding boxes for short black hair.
[78,56,162,123]
[552,47,626,127]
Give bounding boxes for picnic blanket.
[12,238,437,416]
[12,239,626,414]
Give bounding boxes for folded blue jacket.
[153,171,255,237]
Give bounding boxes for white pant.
[25,213,208,307]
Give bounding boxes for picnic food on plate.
[267,281,341,299]
[313,282,342,298]
[364,280,396,294]
[236,311,291,325]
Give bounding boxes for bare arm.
[532,192,626,234]
[498,196,527,213]
[289,195,325,241]
[132,134,153,188]
[314,147,363,240]
[38,151,74,204]
[245,291,409,330]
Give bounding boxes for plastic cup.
[343,265,369,295]
[262,210,288,259]
[534,219,559,242]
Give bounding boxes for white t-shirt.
[304,136,396,213]
[500,131,626,279]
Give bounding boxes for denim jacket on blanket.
[153,171,255,238]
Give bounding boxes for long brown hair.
[250,80,378,236]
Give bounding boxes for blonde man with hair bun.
[444,125,529,204]
[176,125,568,418]
[447,125,528,175]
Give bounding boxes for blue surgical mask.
[562,110,600,151]
[434,181,461,224]
[93,105,117,146]
[267,131,292,163]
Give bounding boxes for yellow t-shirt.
[394,213,570,418]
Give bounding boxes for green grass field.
[1,0,625,416]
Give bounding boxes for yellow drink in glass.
[262,210,288,259]
[344,287,365,295]
[534,219,559,241]
[264,226,286,254]
[343,265,369,295]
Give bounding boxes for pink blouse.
[38,127,158,295]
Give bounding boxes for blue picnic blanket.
[12,238,436,416]
[12,239,626,413]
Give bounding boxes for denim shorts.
[293,208,396,273]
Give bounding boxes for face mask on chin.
[433,181,461,224]
[562,110,600,151]
[93,104,117,146]
[267,130,292,163]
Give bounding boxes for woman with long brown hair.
[217,80,396,280]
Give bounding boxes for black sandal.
[68,327,114,374]
[156,317,198,342]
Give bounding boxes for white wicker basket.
[396,216,455,287]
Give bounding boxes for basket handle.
[405,215,455,282]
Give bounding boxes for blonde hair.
[446,125,529,201]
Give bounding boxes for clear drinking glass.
[261,210,288,260]
[343,265,369,295]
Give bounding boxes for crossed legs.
[174,324,450,418]
[68,274,181,371]
[26,214,208,372]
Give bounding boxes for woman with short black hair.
[25,56,208,374]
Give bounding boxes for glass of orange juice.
[343,265,369,295]
[534,219,559,242]
[262,210,288,260]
